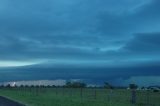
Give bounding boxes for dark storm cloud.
[0,0,160,67]
[123,33,160,53]
[0,0,160,85]
[133,0,160,21]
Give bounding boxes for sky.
[0,0,160,86]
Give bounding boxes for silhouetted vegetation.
[129,84,138,89]
[104,82,114,89]
[65,81,86,88]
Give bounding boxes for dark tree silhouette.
[65,81,86,88]
[129,84,138,89]
[104,82,114,89]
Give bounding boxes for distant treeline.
[0,81,140,89]
[0,82,159,92]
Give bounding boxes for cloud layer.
[0,0,160,84]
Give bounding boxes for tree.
[72,82,86,88]
[6,84,11,88]
[24,85,29,88]
[46,85,51,88]
[30,85,35,88]
[35,85,40,88]
[0,85,4,88]
[65,81,86,88]
[20,85,24,88]
[66,81,72,88]
[52,85,56,88]
[129,84,138,104]
[104,82,114,89]
[129,84,138,89]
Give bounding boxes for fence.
[0,87,160,106]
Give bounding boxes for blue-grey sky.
[0,0,160,86]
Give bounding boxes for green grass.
[0,88,159,106]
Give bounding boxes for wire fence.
[0,87,160,106]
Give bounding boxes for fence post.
[94,88,97,100]
[70,88,72,97]
[62,87,65,96]
[146,90,150,106]
[131,89,136,104]
[81,88,83,99]
[56,87,58,96]
[80,88,83,102]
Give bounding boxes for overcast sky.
[0,0,160,85]
[0,0,160,66]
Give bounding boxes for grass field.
[0,87,159,106]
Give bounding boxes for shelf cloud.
[0,0,160,85]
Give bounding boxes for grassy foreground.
[0,88,159,106]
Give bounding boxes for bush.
[65,81,86,88]
[129,84,138,89]
[104,82,114,89]
[153,89,159,92]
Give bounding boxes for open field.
[0,88,159,106]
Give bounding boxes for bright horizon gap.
[0,60,45,67]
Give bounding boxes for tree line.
[0,81,139,89]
